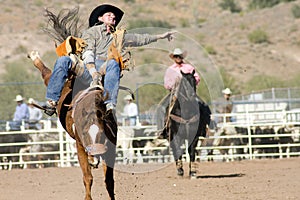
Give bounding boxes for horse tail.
[43,6,84,43]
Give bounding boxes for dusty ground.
[0,158,299,200]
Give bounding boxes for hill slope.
[1,0,300,94]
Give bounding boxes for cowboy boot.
[42,100,57,116]
[189,162,197,179]
[176,160,184,176]
[157,127,168,139]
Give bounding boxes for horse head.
[176,70,197,102]
[72,87,117,167]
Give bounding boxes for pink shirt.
[164,63,200,90]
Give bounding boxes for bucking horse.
[159,70,211,178]
[27,7,119,199]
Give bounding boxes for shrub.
[248,0,296,9]
[219,0,242,13]
[13,45,28,55]
[204,45,217,55]
[248,29,269,44]
[179,18,190,28]
[128,19,173,29]
[291,4,300,18]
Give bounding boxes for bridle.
[168,72,198,125]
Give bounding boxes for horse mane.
[43,6,84,43]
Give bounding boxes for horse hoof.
[189,171,197,179]
[177,168,184,176]
[27,50,40,61]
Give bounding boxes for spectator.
[9,95,29,131]
[27,98,43,129]
[13,95,29,121]
[220,88,235,123]
[122,95,138,126]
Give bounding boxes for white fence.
[0,109,300,170]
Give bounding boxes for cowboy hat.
[169,48,187,59]
[222,88,232,95]
[14,95,24,102]
[28,98,35,104]
[124,95,133,101]
[89,4,124,27]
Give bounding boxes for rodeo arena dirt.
[0,88,300,200]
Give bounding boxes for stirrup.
[42,105,57,116]
[106,102,115,112]
[42,100,57,116]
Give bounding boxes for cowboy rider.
[158,48,201,138]
[43,4,175,116]
[164,48,200,91]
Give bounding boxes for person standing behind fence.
[122,95,138,126]
[13,95,29,121]
[27,98,43,129]
[220,88,235,123]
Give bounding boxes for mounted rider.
[158,48,203,138]
[42,4,175,116]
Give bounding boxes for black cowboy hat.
[89,4,124,27]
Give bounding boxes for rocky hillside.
[1,0,300,95]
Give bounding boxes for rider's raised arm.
[123,31,175,47]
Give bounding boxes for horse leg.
[170,134,184,176]
[102,161,115,200]
[101,140,116,200]
[27,50,52,86]
[188,136,199,178]
[76,141,93,200]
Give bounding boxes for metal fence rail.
[0,109,299,170]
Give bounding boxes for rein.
[169,113,199,124]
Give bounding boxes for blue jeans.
[46,56,121,106]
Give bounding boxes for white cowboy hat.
[169,48,187,59]
[28,98,35,104]
[124,95,133,101]
[14,95,24,102]
[222,88,232,95]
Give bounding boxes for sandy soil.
[0,158,299,200]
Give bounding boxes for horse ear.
[180,70,187,75]
[192,69,195,75]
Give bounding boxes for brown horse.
[28,51,117,200]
